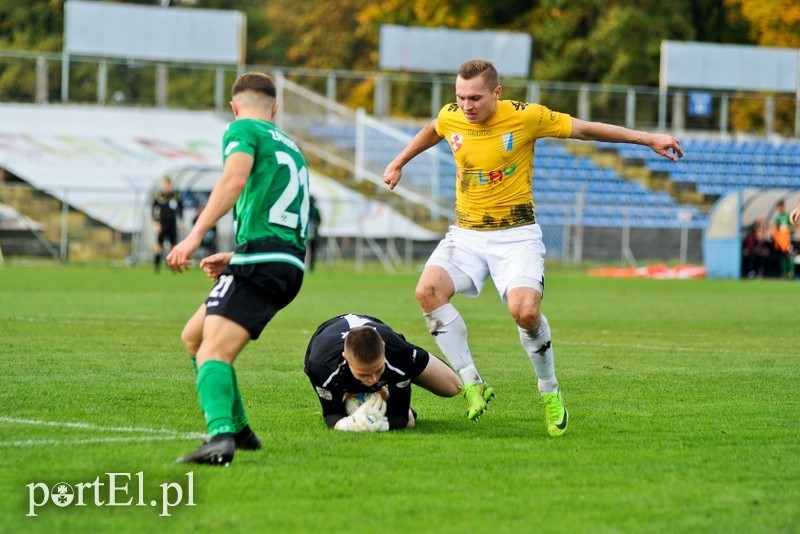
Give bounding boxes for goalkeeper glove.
[336,394,389,432]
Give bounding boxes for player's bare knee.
[513,308,541,331]
[180,318,203,354]
[415,281,440,310]
[180,327,201,354]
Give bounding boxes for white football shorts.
[425,224,546,301]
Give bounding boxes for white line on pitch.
[0,435,200,448]
[5,314,156,324]
[0,416,203,438]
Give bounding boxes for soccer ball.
[343,387,389,415]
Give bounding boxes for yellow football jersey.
[435,100,572,230]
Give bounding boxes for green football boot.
[462,382,496,421]
[541,389,568,437]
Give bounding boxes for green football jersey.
[775,212,791,229]
[222,118,310,266]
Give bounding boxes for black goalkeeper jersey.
[152,191,183,227]
[304,314,430,430]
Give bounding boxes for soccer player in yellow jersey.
[383,59,683,436]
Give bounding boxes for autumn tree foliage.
[0,0,796,132]
[726,0,800,47]
[723,0,800,133]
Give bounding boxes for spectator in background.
[152,177,183,272]
[771,201,793,278]
[306,195,322,271]
[742,217,771,278]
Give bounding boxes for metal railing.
[2,49,799,137]
[0,49,786,271]
[0,184,704,268]
[275,75,453,222]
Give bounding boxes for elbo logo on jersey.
[458,164,518,186]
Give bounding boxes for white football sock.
[457,364,481,386]
[424,303,482,384]
[518,314,559,394]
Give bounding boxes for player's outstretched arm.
[167,153,252,273]
[569,118,683,162]
[383,119,444,190]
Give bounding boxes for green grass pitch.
[0,264,798,532]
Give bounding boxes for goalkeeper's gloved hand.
[336,394,389,432]
[365,393,387,417]
[357,394,388,431]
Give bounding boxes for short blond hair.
[458,59,499,89]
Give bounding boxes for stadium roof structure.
[0,103,223,232]
[0,103,439,240]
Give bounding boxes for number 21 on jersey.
[270,151,310,238]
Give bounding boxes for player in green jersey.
[167,72,311,466]
[772,201,793,278]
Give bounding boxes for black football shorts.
[157,223,178,247]
[204,261,303,340]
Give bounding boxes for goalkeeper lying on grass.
[304,313,463,431]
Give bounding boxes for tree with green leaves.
[0,0,792,116]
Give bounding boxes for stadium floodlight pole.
[214,68,225,113]
[60,52,69,102]
[430,78,442,117]
[355,108,366,183]
[61,1,70,102]
[720,94,729,134]
[796,92,800,138]
[625,89,636,130]
[35,56,48,104]
[97,60,107,105]
[326,72,337,103]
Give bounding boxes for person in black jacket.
[152,177,183,272]
[304,313,462,431]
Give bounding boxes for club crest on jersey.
[502,132,514,151]
[450,133,463,152]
